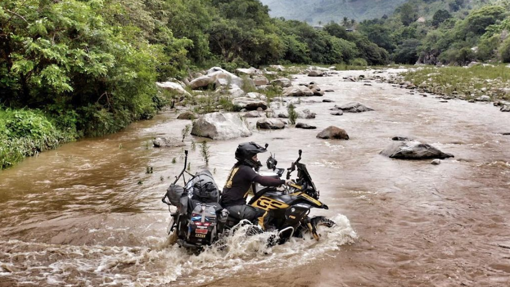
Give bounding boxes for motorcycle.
[162,147,335,251]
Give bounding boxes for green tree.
[432,10,452,27]
[393,39,421,64]
[399,3,418,26]
[500,37,510,63]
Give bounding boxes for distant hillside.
[259,0,408,24]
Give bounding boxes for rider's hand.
[285,179,293,186]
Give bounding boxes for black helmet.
[235,142,267,169]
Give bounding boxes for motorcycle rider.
[220,142,290,230]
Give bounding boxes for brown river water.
[1,69,510,287]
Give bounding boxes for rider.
[220,142,289,230]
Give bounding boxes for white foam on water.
[0,214,356,286]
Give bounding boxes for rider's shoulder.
[238,164,255,171]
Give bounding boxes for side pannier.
[166,184,186,206]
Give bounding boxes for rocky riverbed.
[1,68,509,286]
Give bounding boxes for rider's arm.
[253,175,285,186]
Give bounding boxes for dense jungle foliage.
[356,0,510,65]
[0,0,387,169]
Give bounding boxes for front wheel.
[296,216,335,240]
[311,216,336,229]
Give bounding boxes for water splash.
[0,214,356,286]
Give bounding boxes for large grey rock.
[228,85,245,98]
[232,97,268,110]
[392,136,414,141]
[380,141,454,160]
[253,75,269,86]
[475,95,491,102]
[296,123,317,129]
[246,92,266,100]
[271,78,292,88]
[256,118,286,130]
[211,70,243,88]
[243,111,262,118]
[189,67,243,89]
[153,138,185,148]
[191,112,252,140]
[269,65,285,71]
[309,85,324,96]
[501,105,510,112]
[189,75,215,89]
[156,81,191,96]
[236,67,261,75]
[308,70,324,77]
[316,126,349,140]
[276,108,316,119]
[282,86,314,97]
[332,102,374,113]
[177,111,196,120]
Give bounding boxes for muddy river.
[1,69,509,287]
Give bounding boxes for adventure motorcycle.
[162,147,335,251]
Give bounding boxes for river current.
[1,69,509,286]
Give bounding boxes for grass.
[192,92,240,114]
[402,64,510,101]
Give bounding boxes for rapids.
[1,69,510,286]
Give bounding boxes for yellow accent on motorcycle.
[308,223,320,241]
[258,210,268,230]
[289,183,302,190]
[299,193,322,206]
[251,196,289,211]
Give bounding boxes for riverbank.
[400,64,510,105]
[3,63,510,170]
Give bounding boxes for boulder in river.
[282,86,314,97]
[316,126,349,140]
[296,123,317,129]
[156,81,191,96]
[256,118,286,130]
[308,70,324,77]
[392,136,414,141]
[191,112,252,140]
[189,67,243,90]
[153,138,185,148]
[177,111,196,120]
[232,97,267,111]
[332,102,374,113]
[380,141,454,160]
[270,78,292,88]
[243,111,262,118]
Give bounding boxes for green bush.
[500,37,510,63]
[0,108,74,169]
[349,58,368,66]
[287,103,297,125]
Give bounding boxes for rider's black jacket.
[220,163,285,207]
